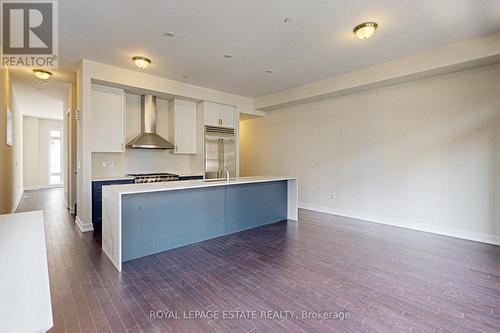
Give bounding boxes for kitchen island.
[102,176,298,271]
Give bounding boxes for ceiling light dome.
[132,56,151,69]
[33,69,52,80]
[353,22,378,40]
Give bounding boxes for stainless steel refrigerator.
[205,126,236,179]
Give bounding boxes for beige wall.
[23,117,63,189]
[0,69,24,214]
[241,63,500,243]
[0,68,13,214]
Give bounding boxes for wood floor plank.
[14,188,500,333]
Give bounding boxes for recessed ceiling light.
[353,22,378,40]
[223,53,233,59]
[164,31,175,37]
[33,69,52,80]
[181,75,188,79]
[132,56,151,69]
[265,69,273,74]
[283,17,293,24]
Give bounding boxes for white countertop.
[101,175,299,271]
[104,176,297,195]
[92,175,134,182]
[92,173,204,182]
[0,211,53,333]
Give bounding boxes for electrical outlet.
[330,193,336,199]
[108,161,114,168]
[101,161,107,168]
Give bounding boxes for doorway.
[48,129,63,185]
[23,117,64,190]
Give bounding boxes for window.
[49,130,61,138]
[48,129,62,185]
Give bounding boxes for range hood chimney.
[126,95,175,150]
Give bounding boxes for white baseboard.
[11,190,24,213]
[76,216,93,233]
[24,184,63,191]
[299,202,500,246]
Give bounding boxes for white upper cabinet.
[203,102,220,127]
[202,102,236,128]
[91,85,125,152]
[169,99,197,154]
[219,104,236,128]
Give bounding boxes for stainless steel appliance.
[205,126,236,180]
[126,172,179,183]
[126,95,175,150]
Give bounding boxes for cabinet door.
[91,85,125,152]
[173,99,197,154]
[219,104,235,128]
[203,102,220,127]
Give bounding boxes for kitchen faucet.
[224,167,230,182]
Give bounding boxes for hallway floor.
[16,188,500,333]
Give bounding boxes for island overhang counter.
[102,176,298,271]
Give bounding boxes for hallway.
[16,188,500,333]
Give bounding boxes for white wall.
[70,84,77,212]
[23,117,39,187]
[91,94,193,178]
[77,59,254,231]
[23,117,63,189]
[241,63,500,244]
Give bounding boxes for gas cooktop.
[126,172,179,183]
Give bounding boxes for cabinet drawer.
[92,179,134,226]
[178,175,204,181]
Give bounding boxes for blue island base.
[121,180,288,262]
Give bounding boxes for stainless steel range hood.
[126,95,175,150]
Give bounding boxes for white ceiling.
[59,0,500,97]
[11,70,71,120]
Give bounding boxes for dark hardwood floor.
[15,188,500,333]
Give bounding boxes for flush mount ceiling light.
[164,31,175,37]
[223,53,233,59]
[33,69,52,80]
[265,69,273,74]
[132,56,151,69]
[283,17,293,24]
[353,22,378,40]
